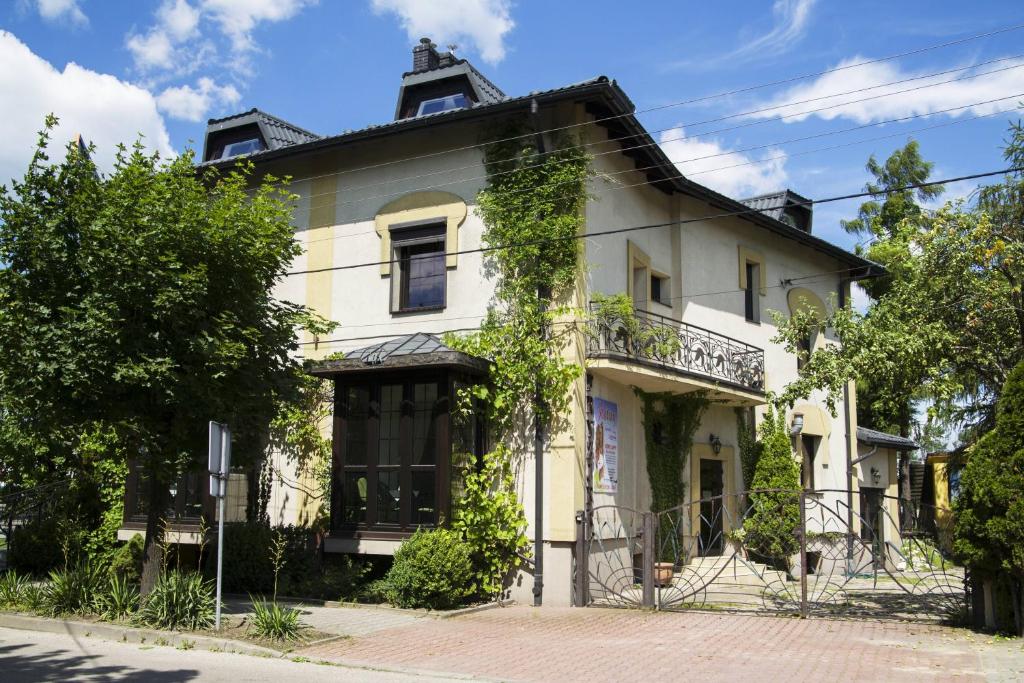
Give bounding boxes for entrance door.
[699,459,725,555]
[859,487,885,569]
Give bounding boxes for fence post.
[799,491,808,619]
[642,512,655,609]
[574,510,588,607]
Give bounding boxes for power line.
[244,22,1024,194]
[284,166,1022,277]
[288,54,1024,211]
[297,101,1021,248]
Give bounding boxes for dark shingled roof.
[203,108,321,161]
[307,333,488,376]
[857,426,919,450]
[740,190,810,222]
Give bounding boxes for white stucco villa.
[121,38,921,607]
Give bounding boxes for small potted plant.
[724,527,748,558]
[654,561,675,586]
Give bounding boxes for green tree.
[743,407,801,572]
[954,360,1024,635]
[0,117,330,592]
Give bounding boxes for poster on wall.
[593,398,618,494]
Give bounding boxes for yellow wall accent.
[737,245,767,295]
[374,191,468,275]
[792,403,830,465]
[626,240,651,307]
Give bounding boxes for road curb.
[0,612,281,657]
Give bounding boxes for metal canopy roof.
[856,426,919,450]
[307,332,489,376]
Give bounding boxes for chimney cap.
[419,37,433,45]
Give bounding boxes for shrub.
[215,523,319,595]
[108,535,144,584]
[8,518,68,577]
[384,528,475,610]
[743,407,801,572]
[97,574,139,621]
[136,571,215,630]
[451,447,529,597]
[42,562,105,616]
[0,571,31,609]
[249,598,306,641]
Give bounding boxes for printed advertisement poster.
[593,398,618,494]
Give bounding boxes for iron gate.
[574,489,965,622]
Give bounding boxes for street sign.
[208,422,231,498]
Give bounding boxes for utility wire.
[284,167,1023,277]
[297,101,1022,247]
[240,22,1024,193]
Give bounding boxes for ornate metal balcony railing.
[587,303,765,393]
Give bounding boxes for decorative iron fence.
[586,304,764,392]
[575,489,965,622]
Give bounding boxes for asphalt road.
[0,627,475,682]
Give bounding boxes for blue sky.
[2,0,1023,253]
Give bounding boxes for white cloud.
[371,0,514,64]
[201,0,316,54]
[727,0,815,62]
[35,0,88,27]
[659,126,788,199]
[159,0,201,42]
[156,77,241,122]
[126,29,175,71]
[0,31,173,188]
[750,57,1024,125]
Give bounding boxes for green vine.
[445,121,593,596]
[734,406,762,492]
[636,389,708,561]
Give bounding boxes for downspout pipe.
[839,276,856,575]
[531,97,546,607]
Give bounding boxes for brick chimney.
[412,37,440,73]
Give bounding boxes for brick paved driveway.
[298,605,1023,682]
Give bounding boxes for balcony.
[586,303,765,399]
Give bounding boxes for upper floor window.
[651,273,670,306]
[221,138,264,159]
[744,262,761,323]
[801,434,818,490]
[391,224,446,313]
[416,94,469,116]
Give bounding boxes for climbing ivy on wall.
[636,389,709,514]
[735,406,762,492]
[445,120,593,595]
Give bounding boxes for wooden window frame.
[332,369,466,539]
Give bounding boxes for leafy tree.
[0,117,330,592]
[743,407,801,572]
[774,121,1024,438]
[954,360,1024,635]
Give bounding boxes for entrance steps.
[675,554,791,588]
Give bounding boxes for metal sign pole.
[210,421,230,631]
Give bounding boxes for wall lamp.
[790,413,804,437]
[870,466,882,485]
[709,434,722,455]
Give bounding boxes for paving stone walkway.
[223,598,427,638]
[296,605,1024,682]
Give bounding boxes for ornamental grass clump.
[42,561,105,616]
[0,571,32,609]
[248,597,306,641]
[96,574,139,621]
[384,528,475,610]
[136,570,215,631]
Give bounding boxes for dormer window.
[222,138,264,158]
[416,94,468,116]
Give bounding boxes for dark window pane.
[399,241,445,309]
[377,470,401,525]
[745,263,760,323]
[342,471,368,525]
[412,382,438,465]
[378,384,402,466]
[412,471,436,526]
[182,472,203,519]
[344,385,370,466]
